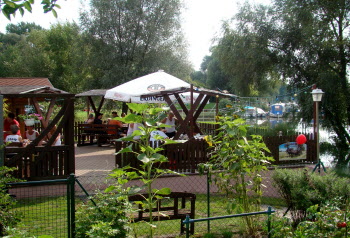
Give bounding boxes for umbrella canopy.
[104,70,194,103]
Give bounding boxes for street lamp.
[311,88,325,173]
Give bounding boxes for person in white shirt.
[161,111,177,138]
[127,122,143,140]
[150,129,168,141]
[150,127,169,147]
[24,126,39,141]
[5,125,23,143]
[48,125,61,146]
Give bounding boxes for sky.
[0,0,268,70]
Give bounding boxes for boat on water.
[243,106,267,118]
[269,103,285,117]
[269,102,300,117]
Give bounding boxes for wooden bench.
[77,123,121,147]
[128,192,196,234]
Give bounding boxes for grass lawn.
[11,196,68,238]
[9,193,285,237]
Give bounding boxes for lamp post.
[311,88,325,173]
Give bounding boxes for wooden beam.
[87,96,97,114]
[174,94,204,139]
[174,93,188,114]
[97,96,105,112]
[163,95,184,125]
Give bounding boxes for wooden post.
[215,95,219,121]
[0,94,3,167]
[190,84,194,137]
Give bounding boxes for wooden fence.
[5,145,72,180]
[115,139,210,173]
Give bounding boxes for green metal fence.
[6,174,76,238]
[183,207,275,238]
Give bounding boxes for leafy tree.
[1,0,60,20]
[5,22,43,34]
[190,70,206,85]
[208,4,281,97]
[269,0,350,168]
[80,0,192,88]
[205,52,231,93]
[0,22,93,93]
[208,0,350,168]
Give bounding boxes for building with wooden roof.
[0,78,75,180]
[0,77,68,116]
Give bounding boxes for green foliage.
[247,121,298,137]
[5,22,43,34]
[200,116,273,237]
[75,191,131,238]
[1,0,60,20]
[0,167,24,237]
[0,22,93,93]
[80,0,192,88]
[272,169,350,226]
[2,227,54,238]
[204,0,350,167]
[107,103,182,238]
[268,198,350,238]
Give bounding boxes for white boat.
[243,106,267,118]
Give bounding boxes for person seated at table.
[4,112,20,140]
[94,112,104,124]
[85,113,94,124]
[48,125,61,146]
[93,112,107,136]
[126,114,143,140]
[24,126,39,141]
[5,125,23,144]
[111,111,119,118]
[150,127,169,147]
[161,111,177,138]
[107,111,122,135]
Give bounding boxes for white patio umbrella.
[104,70,196,103]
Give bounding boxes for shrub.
[0,166,23,237]
[272,168,350,225]
[75,191,131,238]
[268,197,350,237]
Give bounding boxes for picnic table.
[77,123,122,146]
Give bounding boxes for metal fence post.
[68,174,76,238]
[207,170,210,233]
[184,215,190,238]
[267,206,272,238]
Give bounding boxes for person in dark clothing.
[94,113,103,124]
[93,113,107,136]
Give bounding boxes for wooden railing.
[115,138,211,173]
[5,145,73,180]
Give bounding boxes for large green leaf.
[137,153,150,163]
[127,103,149,114]
[23,1,32,12]
[114,144,133,155]
[4,0,16,8]
[158,123,171,128]
[153,187,171,195]
[148,107,164,115]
